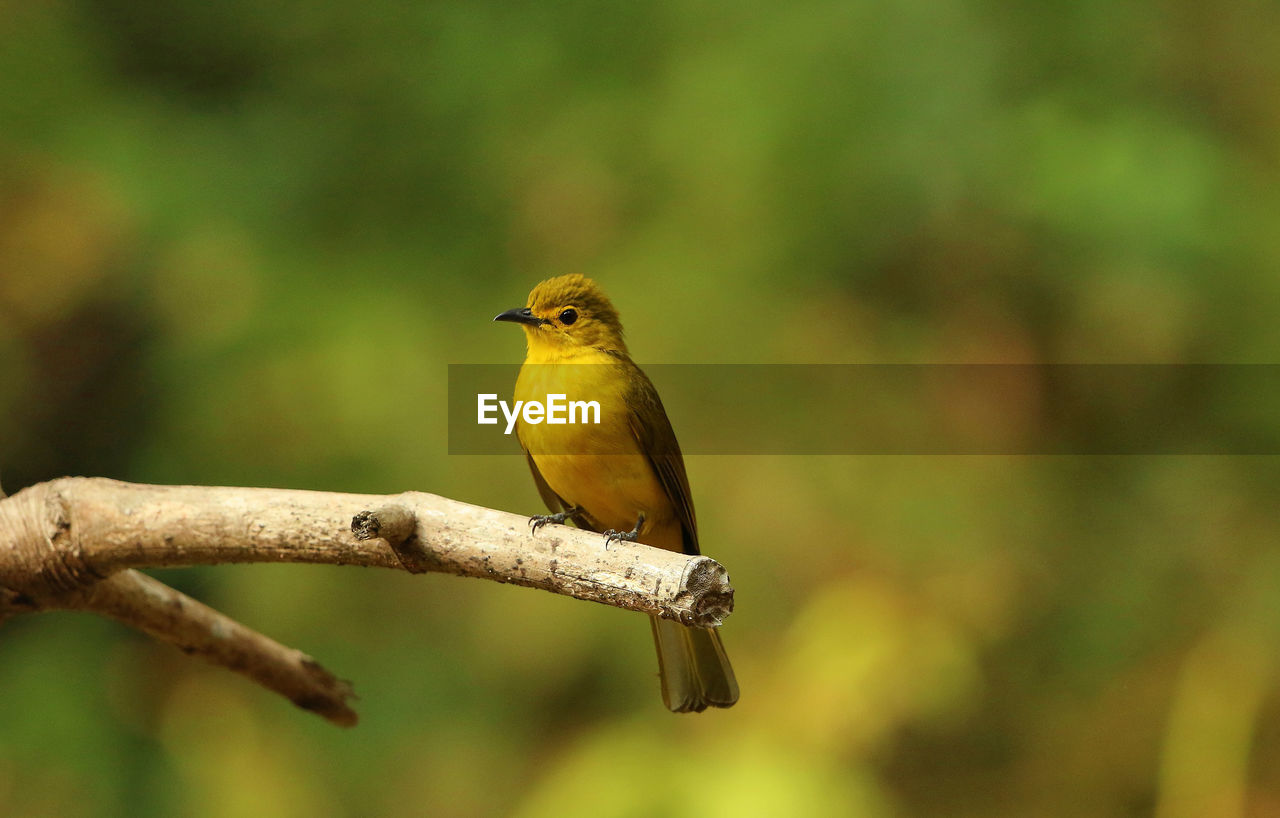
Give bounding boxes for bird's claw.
[529,514,561,533]
[602,513,644,549]
[602,529,633,549]
[529,507,580,534]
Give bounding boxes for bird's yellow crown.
[522,274,628,354]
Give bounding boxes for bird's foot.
[529,506,582,533]
[602,513,645,549]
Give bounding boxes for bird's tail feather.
[650,615,739,713]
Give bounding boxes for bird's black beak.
[493,307,547,327]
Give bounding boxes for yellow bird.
[494,274,739,712]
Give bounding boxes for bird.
[493,274,738,712]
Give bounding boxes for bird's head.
[494,274,628,354]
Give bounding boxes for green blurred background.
[3,0,1280,815]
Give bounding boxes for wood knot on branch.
[352,505,434,574]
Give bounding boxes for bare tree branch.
[0,477,736,725]
[68,569,358,726]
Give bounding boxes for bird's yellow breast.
[515,347,680,549]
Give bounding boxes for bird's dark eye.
[558,308,578,325]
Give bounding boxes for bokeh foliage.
[3,0,1280,815]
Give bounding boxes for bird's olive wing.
[624,364,699,556]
